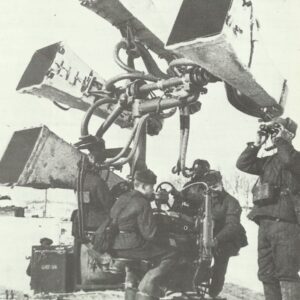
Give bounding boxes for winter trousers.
[138,254,178,298]
[257,219,300,300]
[209,253,230,298]
[116,243,178,298]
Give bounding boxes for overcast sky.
[0,0,299,204]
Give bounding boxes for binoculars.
[259,123,282,135]
[259,118,297,136]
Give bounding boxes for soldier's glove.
[211,238,219,248]
[210,238,221,257]
[273,124,295,144]
[254,128,268,147]
[170,188,180,197]
[206,238,218,249]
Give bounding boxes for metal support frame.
[131,117,147,176]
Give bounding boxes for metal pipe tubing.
[102,121,139,166]
[172,109,186,175]
[139,93,199,114]
[81,97,116,136]
[131,116,147,175]
[96,104,124,137]
[136,42,169,79]
[114,39,140,74]
[105,73,158,91]
[181,130,193,177]
[110,114,150,167]
[180,107,193,178]
[127,54,135,70]
[172,106,193,177]
[138,77,184,93]
[176,127,184,174]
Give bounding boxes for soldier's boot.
[125,288,138,300]
[263,282,282,300]
[280,281,300,300]
[124,265,139,300]
[135,292,159,300]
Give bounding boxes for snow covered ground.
[0,216,73,294]
[226,212,262,293]
[0,211,262,295]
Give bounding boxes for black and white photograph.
[0,1,299,299]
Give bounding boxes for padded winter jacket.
[236,138,300,224]
[111,190,157,250]
[211,190,248,254]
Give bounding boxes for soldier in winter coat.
[236,117,300,300]
[183,169,248,298]
[111,169,177,300]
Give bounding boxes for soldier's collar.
[211,189,226,201]
[132,189,148,200]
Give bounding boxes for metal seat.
[108,257,138,275]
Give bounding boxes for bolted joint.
[125,43,140,59]
[119,93,129,108]
[132,99,142,118]
[126,80,150,99]
[147,116,163,136]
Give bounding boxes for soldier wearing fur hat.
[236,117,300,300]
[110,168,178,300]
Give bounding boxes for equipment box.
[30,245,74,293]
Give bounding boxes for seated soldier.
[110,169,178,300]
[183,170,248,299]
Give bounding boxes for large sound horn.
[114,0,287,119]
[16,42,132,128]
[0,126,123,190]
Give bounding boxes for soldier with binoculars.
[237,117,300,300]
